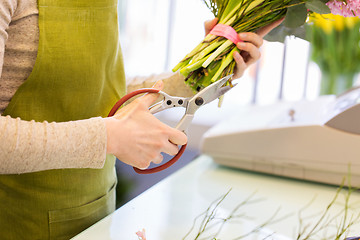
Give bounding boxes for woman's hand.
[204,18,283,79]
[104,81,187,169]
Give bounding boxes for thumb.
[152,80,164,90]
[140,80,164,107]
[204,18,218,36]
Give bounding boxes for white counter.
[73,155,360,240]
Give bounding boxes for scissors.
[108,75,235,174]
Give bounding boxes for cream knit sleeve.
[0,0,12,79]
[126,71,195,98]
[0,0,107,174]
[0,116,107,174]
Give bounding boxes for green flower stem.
[223,15,237,26]
[172,41,210,72]
[172,58,191,72]
[211,47,238,82]
[180,57,209,77]
[220,0,264,24]
[203,40,233,68]
[244,0,266,14]
[200,61,222,88]
[173,59,189,72]
[220,1,245,24]
[192,40,225,63]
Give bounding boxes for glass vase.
[320,72,355,95]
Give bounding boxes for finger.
[152,80,164,90]
[152,154,164,165]
[233,51,246,68]
[204,18,218,36]
[137,161,150,170]
[239,32,263,48]
[168,129,187,146]
[233,51,246,78]
[162,141,180,156]
[236,42,261,66]
[256,18,284,37]
[140,80,164,107]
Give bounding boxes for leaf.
[305,0,331,14]
[284,0,308,28]
[264,22,308,43]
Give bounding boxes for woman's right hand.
[104,81,188,169]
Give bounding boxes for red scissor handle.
[108,88,187,174]
[108,89,160,117]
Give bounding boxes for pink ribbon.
[209,24,242,45]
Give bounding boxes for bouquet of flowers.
[172,0,359,92]
[308,13,360,95]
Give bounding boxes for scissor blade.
[175,113,194,132]
[206,83,237,103]
[184,75,235,115]
[198,75,234,104]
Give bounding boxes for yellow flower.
[308,13,360,33]
[332,14,345,31]
[310,13,334,34]
[345,16,360,29]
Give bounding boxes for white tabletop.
[73,155,360,240]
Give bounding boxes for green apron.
[0,0,126,239]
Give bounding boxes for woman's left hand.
[204,18,283,79]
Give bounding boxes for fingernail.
[153,81,163,88]
[237,42,246,48]
[233,51,240,60]
[239,33,247,39]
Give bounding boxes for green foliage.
[305,0,331,14]
[264,22,308,42]
[265,0,331,42]
[284,1,308,28]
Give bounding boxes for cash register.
[201,87,360,186]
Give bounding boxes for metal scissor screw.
[195,97,204,106]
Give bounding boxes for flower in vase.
[307,13,360,95]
